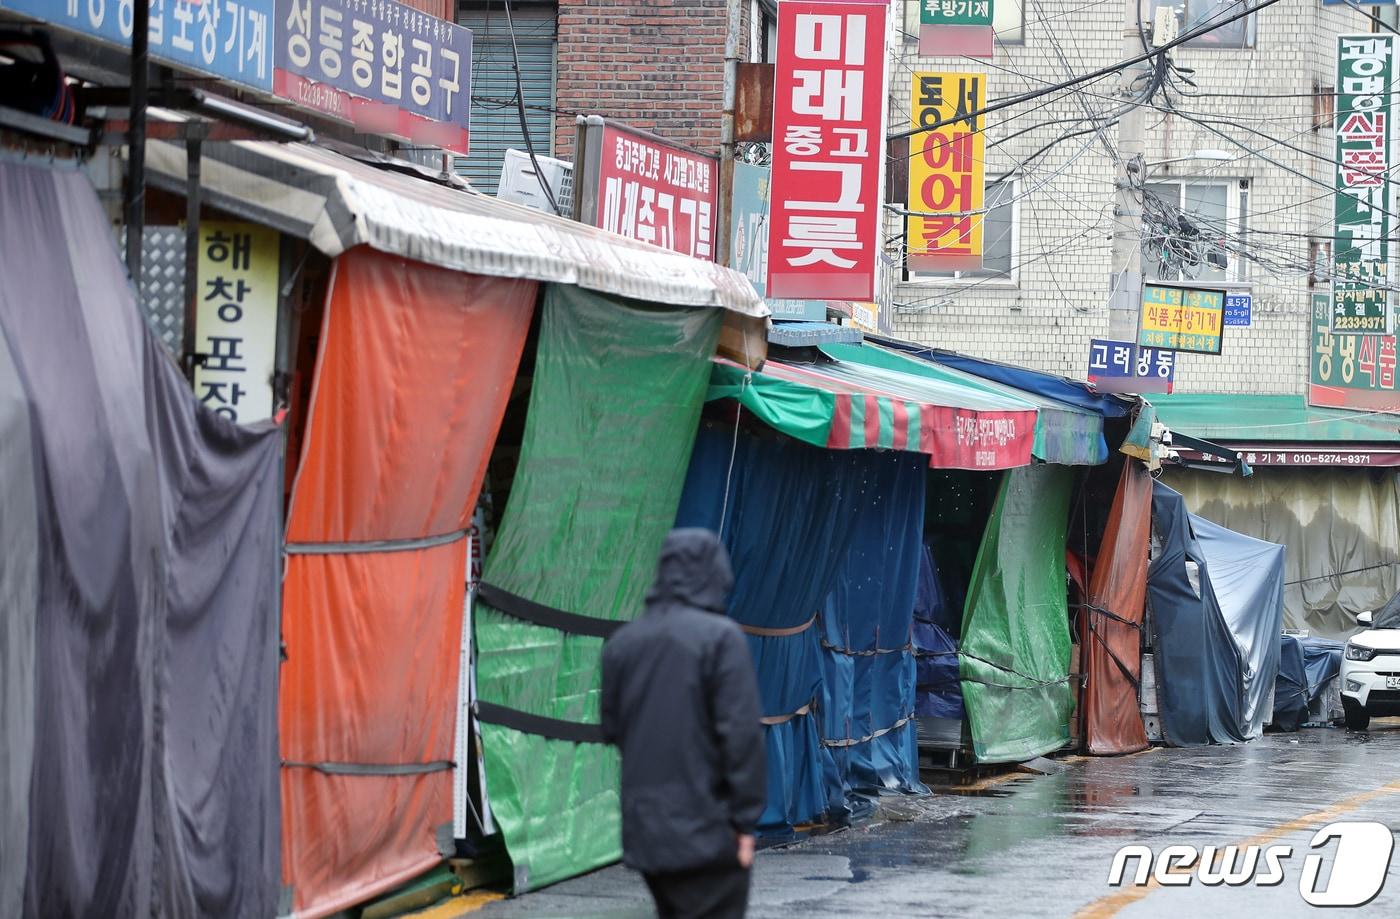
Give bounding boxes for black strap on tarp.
[476,701,606,745]
[477,582,624,640]
[281,759,454,775]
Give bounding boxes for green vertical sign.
[921,0,994,27]
[1333,35,1395,335]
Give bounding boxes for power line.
[887,0,1282,141]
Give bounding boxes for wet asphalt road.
[468,724,1400,918]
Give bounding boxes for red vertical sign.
[768,1,889,300]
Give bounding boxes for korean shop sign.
[1086,339,1175,395]
[582,120,718,260]
[195,222,279,424]
[274,0,472,153]
[907,71,986,273]
[1332,34,1395,335]
[730,161,826,319]
[1138,283,1225,354]
[769,0,889,300]
[918,0,994,58]
[0,0,273,92]
[1309,292,1400,411]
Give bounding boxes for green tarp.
[959,465,1075,762]
[821,343,1105,465]
[1148,393,1400,442]
[474,284,721,892]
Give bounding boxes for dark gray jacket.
[601,528,767,875]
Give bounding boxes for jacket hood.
[645,528,734,615]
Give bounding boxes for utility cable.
[503,0,560,215]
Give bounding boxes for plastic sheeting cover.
[824,343,1106,465]
[1080,462,1151,755]
[914,548,964,720]
[475,285,721,893]
[280,249,537,917]
[1148,482,1286,745]
[1161,468,1399,639]
[960,466,1076,763]
[1273,636,1309,733]
[677,425,905,833]
[820,451,928,795]
[0,159,282,917]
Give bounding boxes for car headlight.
[1346,643,1377,662]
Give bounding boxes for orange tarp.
[280,247,537,917]
[1080,461,1152,755]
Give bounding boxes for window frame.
[1149,0,1258,50]
[1142,177,1251,287]
[902,0,1026,47]
[904,177,1022,286]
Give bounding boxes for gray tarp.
[1162,468,1399,639]
[0,158,282,917]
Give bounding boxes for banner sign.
[907,71,987,273]
[1086,338,1175,395]
[0,0,274,92]
[1332,34,1395,335]
[1308,292,1400,411]
[1138,282,1225,354]
[274,0,472,153]
[595,121,718,261]
[769,0,889,300]
[195,221,280,424]
[1178,448,1400,468]
[918,0,994,58]
[731,162,827,319]
[1223,293,1252,326]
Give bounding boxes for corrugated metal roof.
[141,137,767,316]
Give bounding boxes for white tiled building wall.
[885,0,1376,394]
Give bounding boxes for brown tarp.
[1080,462,1151,755]
[279,248,537,917]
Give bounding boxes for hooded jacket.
[601,528,767,875]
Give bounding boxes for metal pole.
[717,0,744,265]
[124,0,150,286]
[182,132,204,384]
[1107,0,1147,343]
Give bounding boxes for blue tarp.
[676,423,925,833]
[1148,482,1286,745]
[913,547,964,720]
[868,337,1131,419]
[1302,637,1344,706]
[820,453,927,796]
[1273,635,1308,732]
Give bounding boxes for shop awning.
[821,342,1107,466]
[1148,393,1400,443]
[870,337,1132,419]
[708,357,1037,470]
[141,136,767,316]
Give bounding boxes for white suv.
[1341,601,1400,731]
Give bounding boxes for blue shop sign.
[1224,293,1252,327]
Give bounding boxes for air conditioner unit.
[497,148,573,217]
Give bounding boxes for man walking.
[601,528,767,919]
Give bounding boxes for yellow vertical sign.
[194,221,280,423]
[907,71,986,273]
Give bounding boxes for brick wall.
[555,0,746,159]
[886,0,1376,395]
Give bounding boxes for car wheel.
[1344,697,1370,732]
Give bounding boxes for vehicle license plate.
[1386,676,1400,690]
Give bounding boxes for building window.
[455,2,558,195]
[908,179,1019,282]
[1149,0,1256,49]
[903,0,1025,46]
[1143,179,1249,285]
[1376,6,1399,33]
